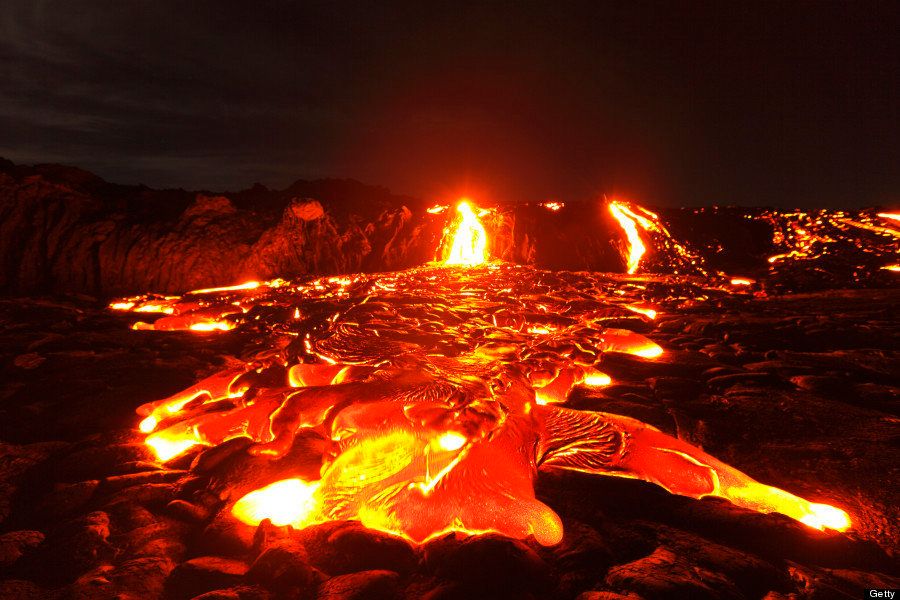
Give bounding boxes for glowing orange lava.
[623,303,658,320]
[606,200,704,275]
[189,281,261,295]
[232,478,322,528]
[609,201,647,274]
[730,277,755,286]
[442,200,488,267]
[761,210,898,270]
[113,231,858,543]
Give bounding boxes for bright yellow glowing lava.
[232,478,322,528]
[609,201,647,274]
[138,415,158,434]
[624,304,658,320]
[121,262,862,543]
[801,503,852,531]
[730,277,755,286]
[189,281,261,295]
[189,321,234,332]
[597,328,664,358]
[435,431,467,451]
[443,200,488,267]
[527,326,553,335]
[582,370,612,387]
[633,344,663,359]
[723,481,850,532]
[145,434,201,462]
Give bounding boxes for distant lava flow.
[608,200,706,276]
[762,209,900,265]
[110,200,855,545]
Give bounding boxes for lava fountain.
[112,199,852,546]
[441,200,489,266]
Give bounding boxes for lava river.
[112,262,851,546]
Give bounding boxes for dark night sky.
[1,1,898,207]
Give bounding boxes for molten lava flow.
[607,200,705,275]
[188,321,234,332]
[107,278,297,332]
[761,210,899,274]
[442,200,488,266]
[623,303,658,320]
[115,263,854,544]
[145,436,201,463]
[190,281,262,294]
[609,201,646,274]
[232,479,322,528]
[597,328,664,358]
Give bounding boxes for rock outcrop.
[1,159,896,297]
[0,160,445,296]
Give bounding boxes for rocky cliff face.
[0,161,446,297]
[1,159,895,297]
[0,160,640,297]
